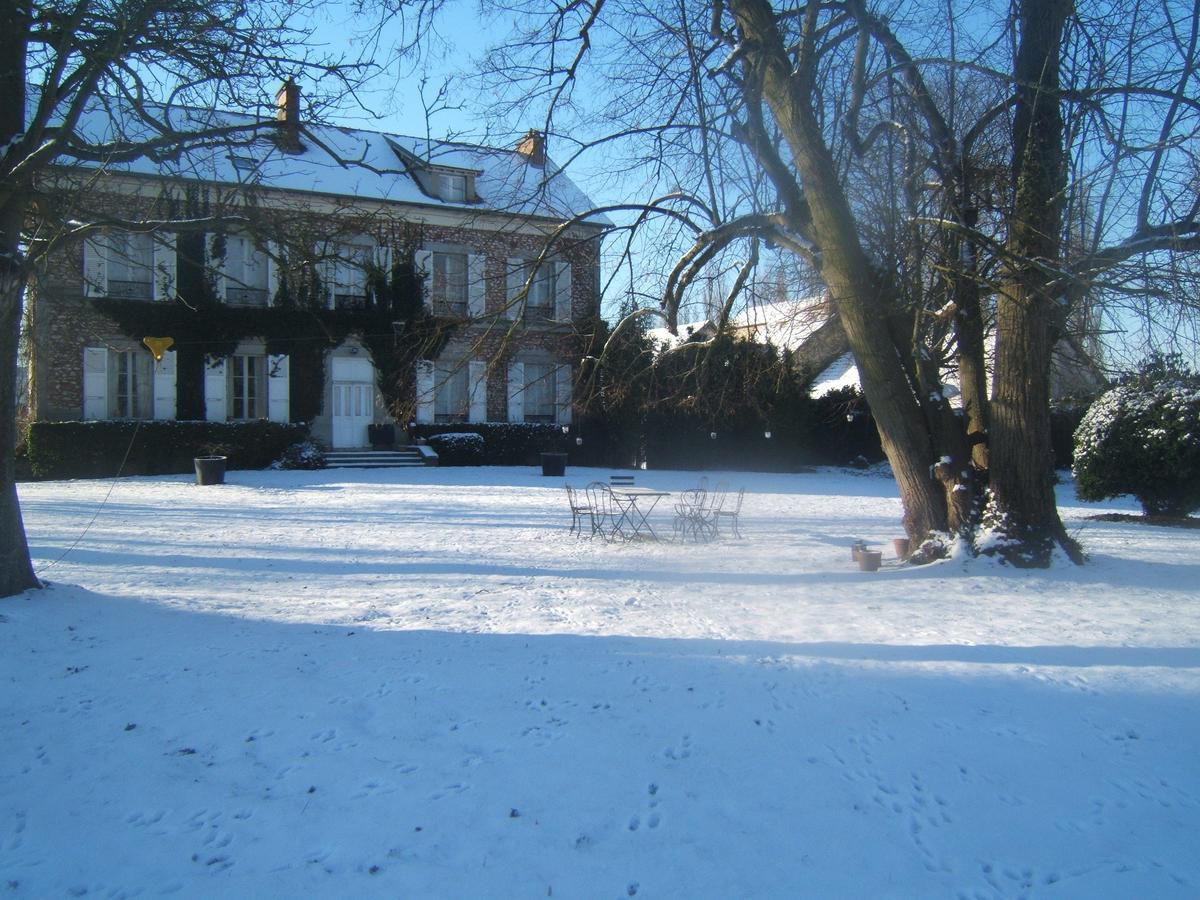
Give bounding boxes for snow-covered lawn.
[4,465,1198,898]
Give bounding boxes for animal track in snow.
[663,735,691,761]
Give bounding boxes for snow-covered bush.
[427,432,484,466]
[1073,360,1200,516]
[276,440,326,470]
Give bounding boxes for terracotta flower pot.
[858,549,882,572]
[893,538,911,560]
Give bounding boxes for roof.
[44,91,607,226]
[727,296,830,351]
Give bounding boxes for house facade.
[25,84,605,449]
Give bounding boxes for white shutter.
[204,355,228,421]
[414,249,433,311]
[506,258,524,319]
[467,253,486,318]
[153,233,177,302]
[209,234,228,302]
[153,350,177,420]
[555,365,573,425]
[554,261,572,321]
[83,347,108,419]
[266,240,280,307]
[507,362,525,423]
[468,360,487,423]
[415,359,434,424]
[267,354,289,423]
[83,233,108,297]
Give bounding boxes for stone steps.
[324,448,426,469]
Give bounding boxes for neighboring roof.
[42,91,607,226]
[727,296,830,351]
[811,353,861,397]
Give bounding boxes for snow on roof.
[47,92,606,225]
[728,295,830,351]
[646,320,712,350]
[811,353,860,397]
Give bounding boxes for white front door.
[331,357,375,448]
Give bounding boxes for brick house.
[25,83,605,449]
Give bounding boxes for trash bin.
[540,452,567,477]
[194,455,227,486]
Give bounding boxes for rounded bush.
[1073,366,1200,516]
[277,440,326,470]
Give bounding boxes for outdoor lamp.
[710,432,717,440]
[575,437,583,446]
[764,430,772,439]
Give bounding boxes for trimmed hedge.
[426,432,485,466]
[26,420,310,480]
[411,423,568,465]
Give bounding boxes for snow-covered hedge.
[26,420,310,480]
[412,423,566,465]
[426,432,485,466]
[1073,367,1200,516]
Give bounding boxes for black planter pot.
[540,452,567,477]
[194,456,227,486]
[368,423,396,450]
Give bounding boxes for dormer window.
[438,172,467,202]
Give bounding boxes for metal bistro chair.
[565,484,594,536]
[585,481,622,541]
[673,487,708,542]
[714,487,745,538]
[694,481,728,541]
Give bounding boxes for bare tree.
[0,0,367,596]
[464,0,1199,565]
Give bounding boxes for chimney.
[275,78,303,153]
[516,129,545,167]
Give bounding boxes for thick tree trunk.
[0,5,41,598]
[988,0,1082,565]
[0,262,39,598]
[732,0,954,549]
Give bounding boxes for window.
[437,172,467,202]
[523,363,556,422]
[434,361,469,422]
[332,242,372,308]
[106,232,154,299]
[525,263,555,320]
[229,354,266,420]
[431,252,469,316]
[83,347,153,420]
[223,235,270,306]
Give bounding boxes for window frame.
[228,353,267,420]
[431,251,470,317]
[522,362,556,423]
[106,231,155,300]
[434,360,470,423]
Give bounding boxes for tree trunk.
[989,0,1082,565]
[0,4,40,598]
[0,262,39,598]
[732,0,954,549]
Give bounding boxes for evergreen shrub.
[412,423,567,465]
[426,432,485,466]
[26,420,309,480]
[1073,358,1200,516]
